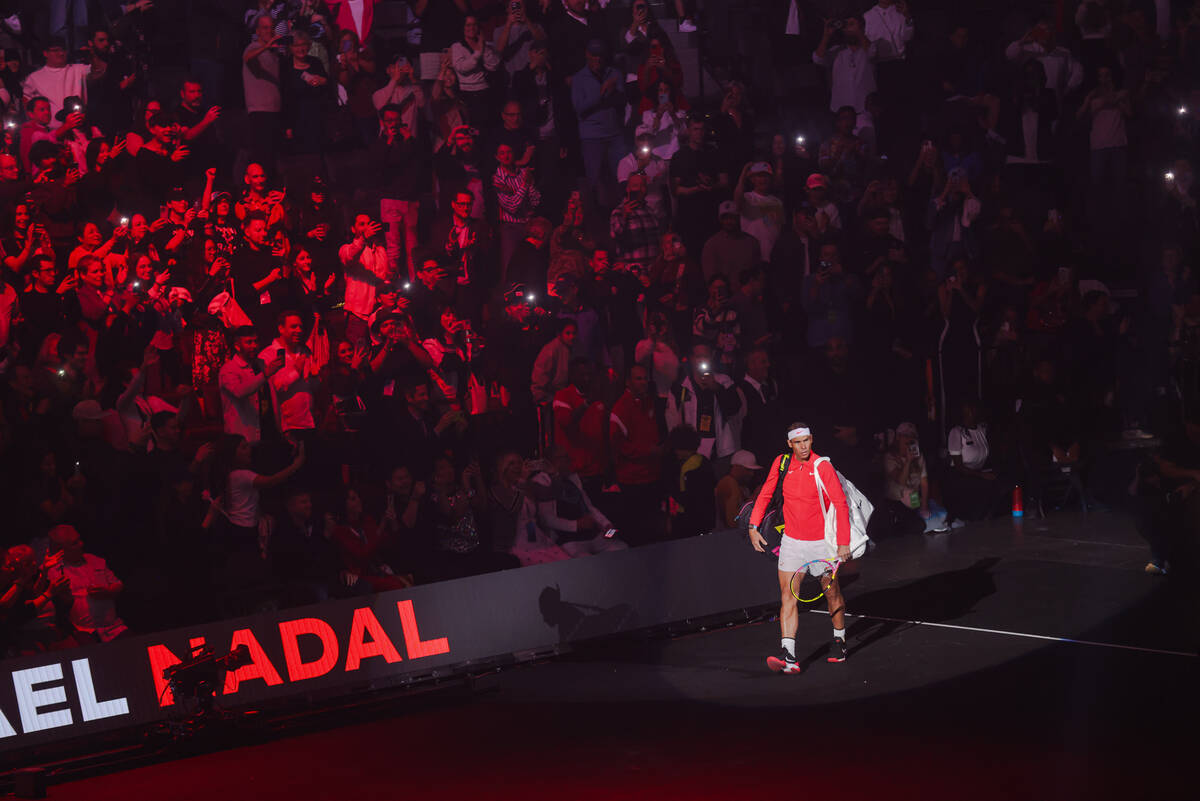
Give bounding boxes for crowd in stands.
[1,0,1198,654]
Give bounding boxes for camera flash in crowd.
[1179,106,1188,116]
[795,135,805,145]
[120,216,129,226]
[640,146,650,155]
[1165,171,1176,182]
[402,282,411,291]
[132,281,141,289]
[58,369,66,377]
[4,121,13,129]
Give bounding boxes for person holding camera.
[610,173,661,265]
[802,241,859,350]
[926,166,981,279]
[371,103,422,281]
[372,57,425,139]
[882,421,933,536]
[339,211,389,347]
[495,0,545,78]
[813,15,878,114]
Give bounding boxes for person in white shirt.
[451,15,500,124]
[45,525,127,643]
[21,38,90,123]
[339,213,391,347]
[863,1,914,122]
[813,16,878,114]
[735,161,784,261]
[863,0,914,62]
[942,400,1006,524]
[635,80,687,160]
[219,327,285,444]
[260,311,320,438]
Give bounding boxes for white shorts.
[778,537,836,575]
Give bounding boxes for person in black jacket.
[511,41,572,215]
[271,487,340,606]
[739,346,784,467]
[370,103,423,281]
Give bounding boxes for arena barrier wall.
[0,530,776,754]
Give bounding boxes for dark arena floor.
[54,511,1198,801]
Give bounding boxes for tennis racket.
[789,559,842,603]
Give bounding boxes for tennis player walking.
[748,423,852,673]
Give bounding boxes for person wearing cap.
[155,185,198,258]
[292,174,341,271]
[21,38,89,124]
[133,109,193,215]
[572,39,628,211]
[735,161,785,260]
[803,172,841,232]
[716,450,763,529]
[54,95,102,175]
[748,422,852,672]
[882,421,933,536]
[926,165,981,278]
[700,199,761,283]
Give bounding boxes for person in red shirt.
[609,364,663,545]
[748,422,851,673]
[552,357,608,499]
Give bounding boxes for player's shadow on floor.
[835,557,1002,660]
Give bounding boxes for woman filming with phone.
[880,421,936,536]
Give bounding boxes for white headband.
[787,427,811,441]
